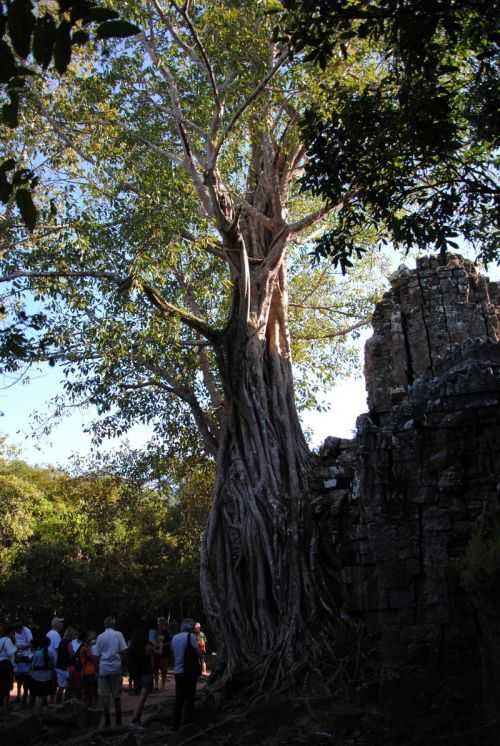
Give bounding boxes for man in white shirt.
[46,617,63,658]
[46,617,63,704]
[95,616,127,728]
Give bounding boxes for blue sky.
[0,362,155,466]
[0,357,367,466]
[3,250,498,467]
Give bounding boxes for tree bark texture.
[201,250,337,694]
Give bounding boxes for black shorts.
[0,659,13,696]
[29,677,55,697]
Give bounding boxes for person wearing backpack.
[29,635,56,711]
[170,618,202,731]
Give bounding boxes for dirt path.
[121,677,175,723]
[8,675,177,720]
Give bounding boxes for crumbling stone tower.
[314,255,500,743]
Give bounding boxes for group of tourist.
[0,614,209,730]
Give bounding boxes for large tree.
[0,0,387,695]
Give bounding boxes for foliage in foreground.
[0,0,140,229]
[281,0,499,269]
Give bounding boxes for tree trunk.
[201,257,337,695]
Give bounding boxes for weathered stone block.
[316,254,500,737]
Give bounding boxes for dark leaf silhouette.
[33,14,57,68]
[7,0,35,59]
[96,20,141,39]
[15,188,37,231]
[53,20,72,73]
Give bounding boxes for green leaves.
[0,161,13,203]
[0,1,139,80]
[0,0,389,471]
[0,1,142,231]
[0,39,17,82]
[2,89,19,127]
[80,7,120,24]
[0,446,207,629]
[0,161,38,229]
[0,158,16,172]
[282,0,500,265]
[72,29,90,46]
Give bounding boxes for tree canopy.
[1,0,386,460]
[280,0,499,268]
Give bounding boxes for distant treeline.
[0,442,213,636]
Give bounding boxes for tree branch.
[140,28,216,219]
[143,283,218,341]
[132,354,219,455]
[212,48,291,167]
[239,197,275,230]
[180,231,228,262]
[118,379,177,395]
[289,303,369,318]
[151,1,223,154]
[29,92,141,197]
[0,270,123,285]
[151,0,197,59]
[169,0,221,107]
[287,203,337,235]
[128,132,184,164]
[257,225,290,279]
[294,318,369,340]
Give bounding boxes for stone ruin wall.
[313,255,500,741]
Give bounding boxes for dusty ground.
[8,676,177,720]
[118,677,177,723]
[3,675,210,745]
